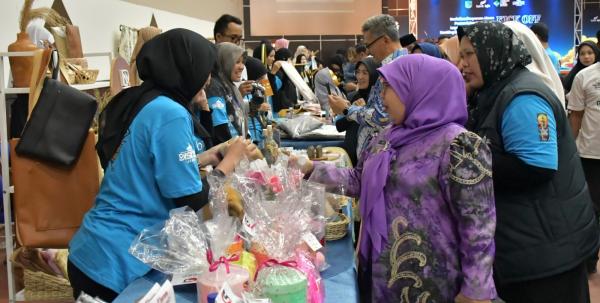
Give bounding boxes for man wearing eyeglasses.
[214,14,244,45]
[213,14,253,96]
[328,14,405,157]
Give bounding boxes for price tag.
[243,214,257,237]
[302,232,323,251]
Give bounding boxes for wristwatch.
[343,107,349,116]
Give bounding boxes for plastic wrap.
[129,207,209,275]
[278,115,323,139]
[253,260,307,303]
[198,175,249,303]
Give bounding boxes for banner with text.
[417,0,574,56]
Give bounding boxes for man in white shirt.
[567,61,600,273]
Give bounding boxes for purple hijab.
[359,54,468,261]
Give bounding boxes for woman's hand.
[271,61,284,74]
[289,155,314,175]
[245,142,264,161]
[353,98,366,107]
[259,103,271,112]
[238,80,254,96]
[196,146,222,168]
[329,95,350,115]
[215,137,252,175]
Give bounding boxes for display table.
[114,204,358,303]
[280,139,344,150]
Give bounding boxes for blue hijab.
[412,42,443,58]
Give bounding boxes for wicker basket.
[325,212,350,241]
[74,68,99,84]
[23,269,72,301]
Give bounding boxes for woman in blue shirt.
[206,42,248,145]
[68,29,252,301]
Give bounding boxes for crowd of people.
[65,11,600,303]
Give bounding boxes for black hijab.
[96,28,215,169]
[245,56,268,81]
[354,57,380,101]
[458,22,532,129]
[253,41,274,66]
[458,22,532,91]
[275,48,293,62]
[563,41,600,92]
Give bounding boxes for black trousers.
[496,262,590,303]
[68,260,118,302]
[582,158,600,272]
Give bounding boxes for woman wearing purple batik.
[296,55,497,303]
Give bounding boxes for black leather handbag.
[15,77,98,166]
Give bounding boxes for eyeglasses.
[221,34,244,44]
[365,35,385,50]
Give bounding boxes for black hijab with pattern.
[458,22,532,130]
[458,22,532,90]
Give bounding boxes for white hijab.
[504,21,566,109]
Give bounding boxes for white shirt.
[567,62,600,159]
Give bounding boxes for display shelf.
[0,50,112,303]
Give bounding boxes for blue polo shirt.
[501,94,558,170]
[69,96,203,292]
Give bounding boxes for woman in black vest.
[458,22,599,303]
[335,57,380,166]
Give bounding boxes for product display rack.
[0,50,111,303]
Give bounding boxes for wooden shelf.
[3,87,29,94]
[71,80,110,91]
[2,80,109,94]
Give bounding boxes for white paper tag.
[137,283,160,303]
[216,282,243,303]
[170,273,199,286]
[302,232,323,251]
[153,280,176,303]
[242,214,257,237]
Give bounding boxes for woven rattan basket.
[23,269,72,301]
[325,212,349,241]
[74,68,99,84]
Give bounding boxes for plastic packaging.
[254,260,307,303]
[198,176,249,303]
[197,263,249,303]
[129,207,209,276]
[277,115,323,139]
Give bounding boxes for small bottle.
[287,106,294,119]
[263,125,279,165]
[207,292,218,303]
[316,145,323,159]
[307,145,316,160]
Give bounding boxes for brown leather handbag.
[10,131,100,248]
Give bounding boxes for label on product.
[216,282,243,303]
[302,232,323,251]
[242,214,257,237]
[170,273,199,286]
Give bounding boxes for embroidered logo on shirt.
[211,99,225,110]
[178,144,196,163]
[537,113,549,141]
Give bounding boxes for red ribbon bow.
[253,259,298,281]
[206,249,240,274]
